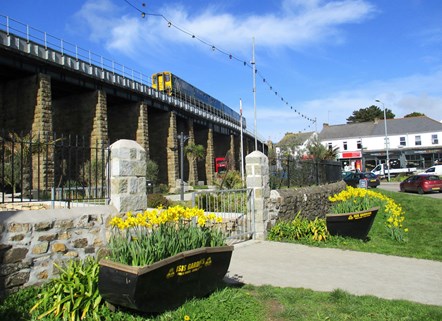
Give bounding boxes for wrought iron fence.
[269,155,342,189]
[0,131,110,207]
[192,188,255,244]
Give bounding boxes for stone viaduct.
[0,29,267,189]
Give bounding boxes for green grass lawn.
[286,189,442,261]
[2,283,442,321]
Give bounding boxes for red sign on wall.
[341,151,362,158]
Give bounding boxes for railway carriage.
[152,71,246,128]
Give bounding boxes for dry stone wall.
[0,205,116,298]
[266,181,347,231]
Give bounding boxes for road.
[377,181,442,199]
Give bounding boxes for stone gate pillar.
[246,150,270,240]
[109,140,146,213]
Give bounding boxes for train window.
[152,75,157,84]
[165,73,171,82]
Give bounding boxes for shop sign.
[341,151,362,159]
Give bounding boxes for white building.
[318,116,442,171]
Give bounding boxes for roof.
[319,116,442,140]
[276,131,315,147]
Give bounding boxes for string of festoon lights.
[123,0,317,132]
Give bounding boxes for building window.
[432,134,439,144]
[356,140,362,149]
[415,135,421,146]
[400,136,406,146]
[343,141,348,151]
[327,143,333,150]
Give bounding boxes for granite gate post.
[246,150,270,240]
[110,140,147,213]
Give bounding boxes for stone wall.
[0,205,116,298]
[266,181,347,230]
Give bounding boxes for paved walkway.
[226,240,442,306]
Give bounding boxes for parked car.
[399,174,442,194]
[419,165,442,176]
[341,170,354,178]
[343,172,380,188]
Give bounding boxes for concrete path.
[226,240,442,306]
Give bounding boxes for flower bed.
[107,205,226,266]
[99,205,233,313]
[328,186,408,242]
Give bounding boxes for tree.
[404,112,425,118]
[347,105,395,123]
[185,143,205,185]
[306,137,338,160]
[146,159,159,184]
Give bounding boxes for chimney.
[323,123,329,128]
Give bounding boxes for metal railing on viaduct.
[0,15,267,191]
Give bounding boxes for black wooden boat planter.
[98,246,234,313]
[326,207,379,240]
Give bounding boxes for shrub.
[195,193,222,212]
[146,159,159,184]
[268,212,329,242]
[30,257,102,321]
[216,170,244,189]
[147,193,170,208]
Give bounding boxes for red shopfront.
[339,151,362,171]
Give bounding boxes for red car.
[399,175,442,194]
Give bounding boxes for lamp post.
[359,138,365,172]
[178,132,189,201]
[375,99,391,181]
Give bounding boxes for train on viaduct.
[0,24,267,191]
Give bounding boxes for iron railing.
[192,188,255,243]
[0,131,110,208]
[269,155,342,189]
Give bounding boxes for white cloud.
[314,70,442,124]
[73,0,376,56]
[70,0,121,43]
[255,68,442,141]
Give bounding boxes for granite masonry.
[0,206,116,298]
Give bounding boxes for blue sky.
[2,0,441,142]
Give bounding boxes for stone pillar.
[187,119,198,186]
[167,112,178,189]
[31,74,54,190]
[205,127,214,186]
[230,134,236,171]
[110,140,146,213]
[31,74,53,135]
[90,90,108,150]
[136,101,149,160]
[246,150,270,240]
